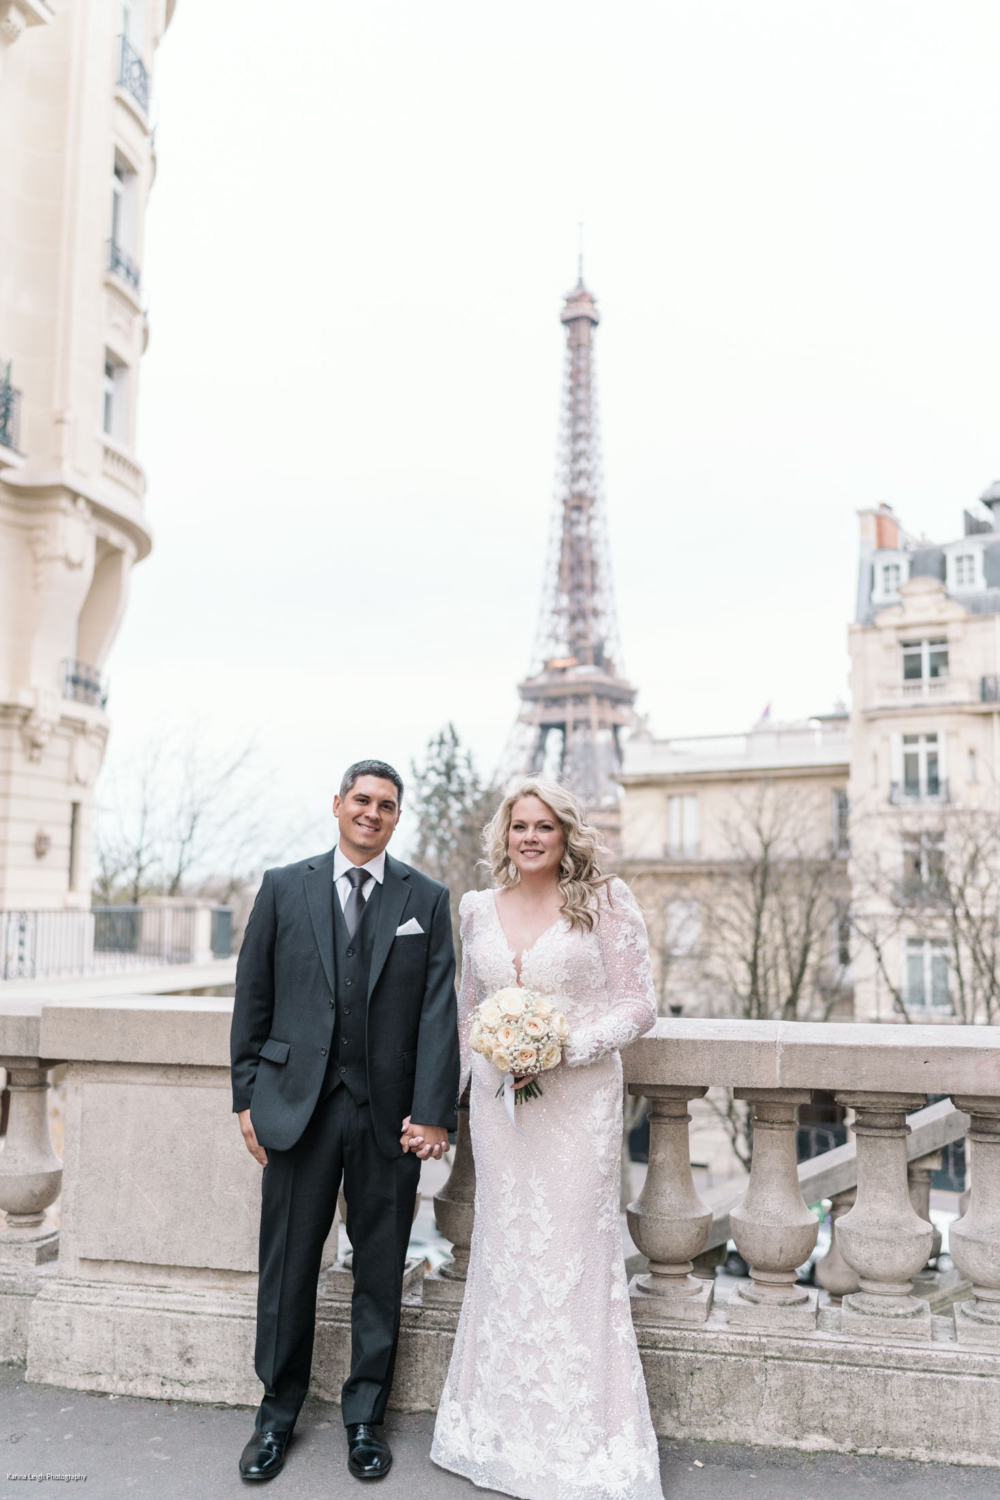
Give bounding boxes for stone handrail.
[2,999,1000,1466]
[620,1018,1000,1342]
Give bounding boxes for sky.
[103,0,1000,862]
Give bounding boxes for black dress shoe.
[346,1422,392,1480]
[239,1429,290,1481]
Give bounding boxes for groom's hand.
[400,1118,450,1161]
[238,1108,268,1167]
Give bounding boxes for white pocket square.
[395,918,424,936]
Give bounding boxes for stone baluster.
[907,1150,942,1263]
[834,1092,933,1340]
[423,1085,476,1305]
[814,1188,860,1302]
[0,1062,62,1266]
[949,1096,1000,1346]
[727,1090,818,1330]
[626,1085,713,1323]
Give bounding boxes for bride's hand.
[513,1057,563,1090]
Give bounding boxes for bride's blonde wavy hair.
[483,775,612,932]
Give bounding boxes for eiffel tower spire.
[511,268,637,840]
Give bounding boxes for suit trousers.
[254,1083,421,1431]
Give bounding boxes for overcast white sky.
[104,0,1000,858]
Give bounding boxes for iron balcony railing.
[982,675,1000,703]
[0,360,22,452]
[0,905,233,981]
[62,659,108,710]
[889,778,950,806]
[107,238,141,291]
[117,34,149,113]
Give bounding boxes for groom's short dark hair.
[340,759,404,810]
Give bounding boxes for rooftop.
[621,715,850,780]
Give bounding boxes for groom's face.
[333,775,401,861]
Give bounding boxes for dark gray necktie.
[343,866,369,939]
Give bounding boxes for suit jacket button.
[320,1047,327,1056]
[329,1001,334,1008]
[346,948,354,957]
[345,978,353,986]
[343,1009,350,1017]
[339,1066,346,1074]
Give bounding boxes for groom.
[231,759,460,1483]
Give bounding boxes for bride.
[427,775,663,1500]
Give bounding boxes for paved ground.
[1,1364,997,1500]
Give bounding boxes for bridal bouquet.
[469,987,569,1106]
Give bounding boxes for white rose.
[522,1015,546,1039]
[514,1044,538,1072]
[479,1001,502,1028]
[539,1040,562,1071]
[493,1049,513,1073]
[500,992,526,1020]
[553,1013,570,1041]
[496,1023,519,1049]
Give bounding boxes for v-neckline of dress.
[490,890,566,985]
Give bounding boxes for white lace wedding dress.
[430,878,663,1500]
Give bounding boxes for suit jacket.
[230,848,459,1158]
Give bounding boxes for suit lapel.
[367,853,411,1000]
[304,850,336,996]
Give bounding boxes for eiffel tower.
[509,266,637,843]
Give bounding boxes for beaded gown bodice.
[430,878,663,1500]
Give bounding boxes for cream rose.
[514,1044,538,1072]
[539,1040,562,1071]
[553,1013,570,1041]
[522,1015,547,1039]
[500,992,526,1020]
[493,1049,512,1073]
[533,997,554,1019]
[478,1001,502,1029]
[496,1023,519,1049]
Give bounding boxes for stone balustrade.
[2,1003,1000,1466]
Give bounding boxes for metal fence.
[117,33,149,112]
[0,905,232,981]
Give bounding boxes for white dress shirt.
[333,845,386,912]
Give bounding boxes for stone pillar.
[0,1062,61,1266]
[814,1188,860,1302]
[423,1085,475,1305]
[949,1096,1000,1346]
[835,1092,933,1340]
[727,1090,818,1330]
[626,1085,713,1323]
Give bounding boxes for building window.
[901,831,945,898]
[906,938,951,1012]
[102,354,128,441]
[835,905,851,969]
[108,155,140,289]
[896,732,944,801]
[949,551,982,593]
[831,788,849,853]
[901,638,948,684]
[666,794,699,857]
[882,563,901,594]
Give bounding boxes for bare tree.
[851,801,1000,1025]
[637,781,849,1169]
[93,723,316,913]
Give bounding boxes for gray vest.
[323,880,381,1105]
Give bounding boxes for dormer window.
[873,553,909,603]
[948,549,983,592]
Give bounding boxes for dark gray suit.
[231,848,459,1430]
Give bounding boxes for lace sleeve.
[563,879,658,1068]
[457,892,477,1095]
